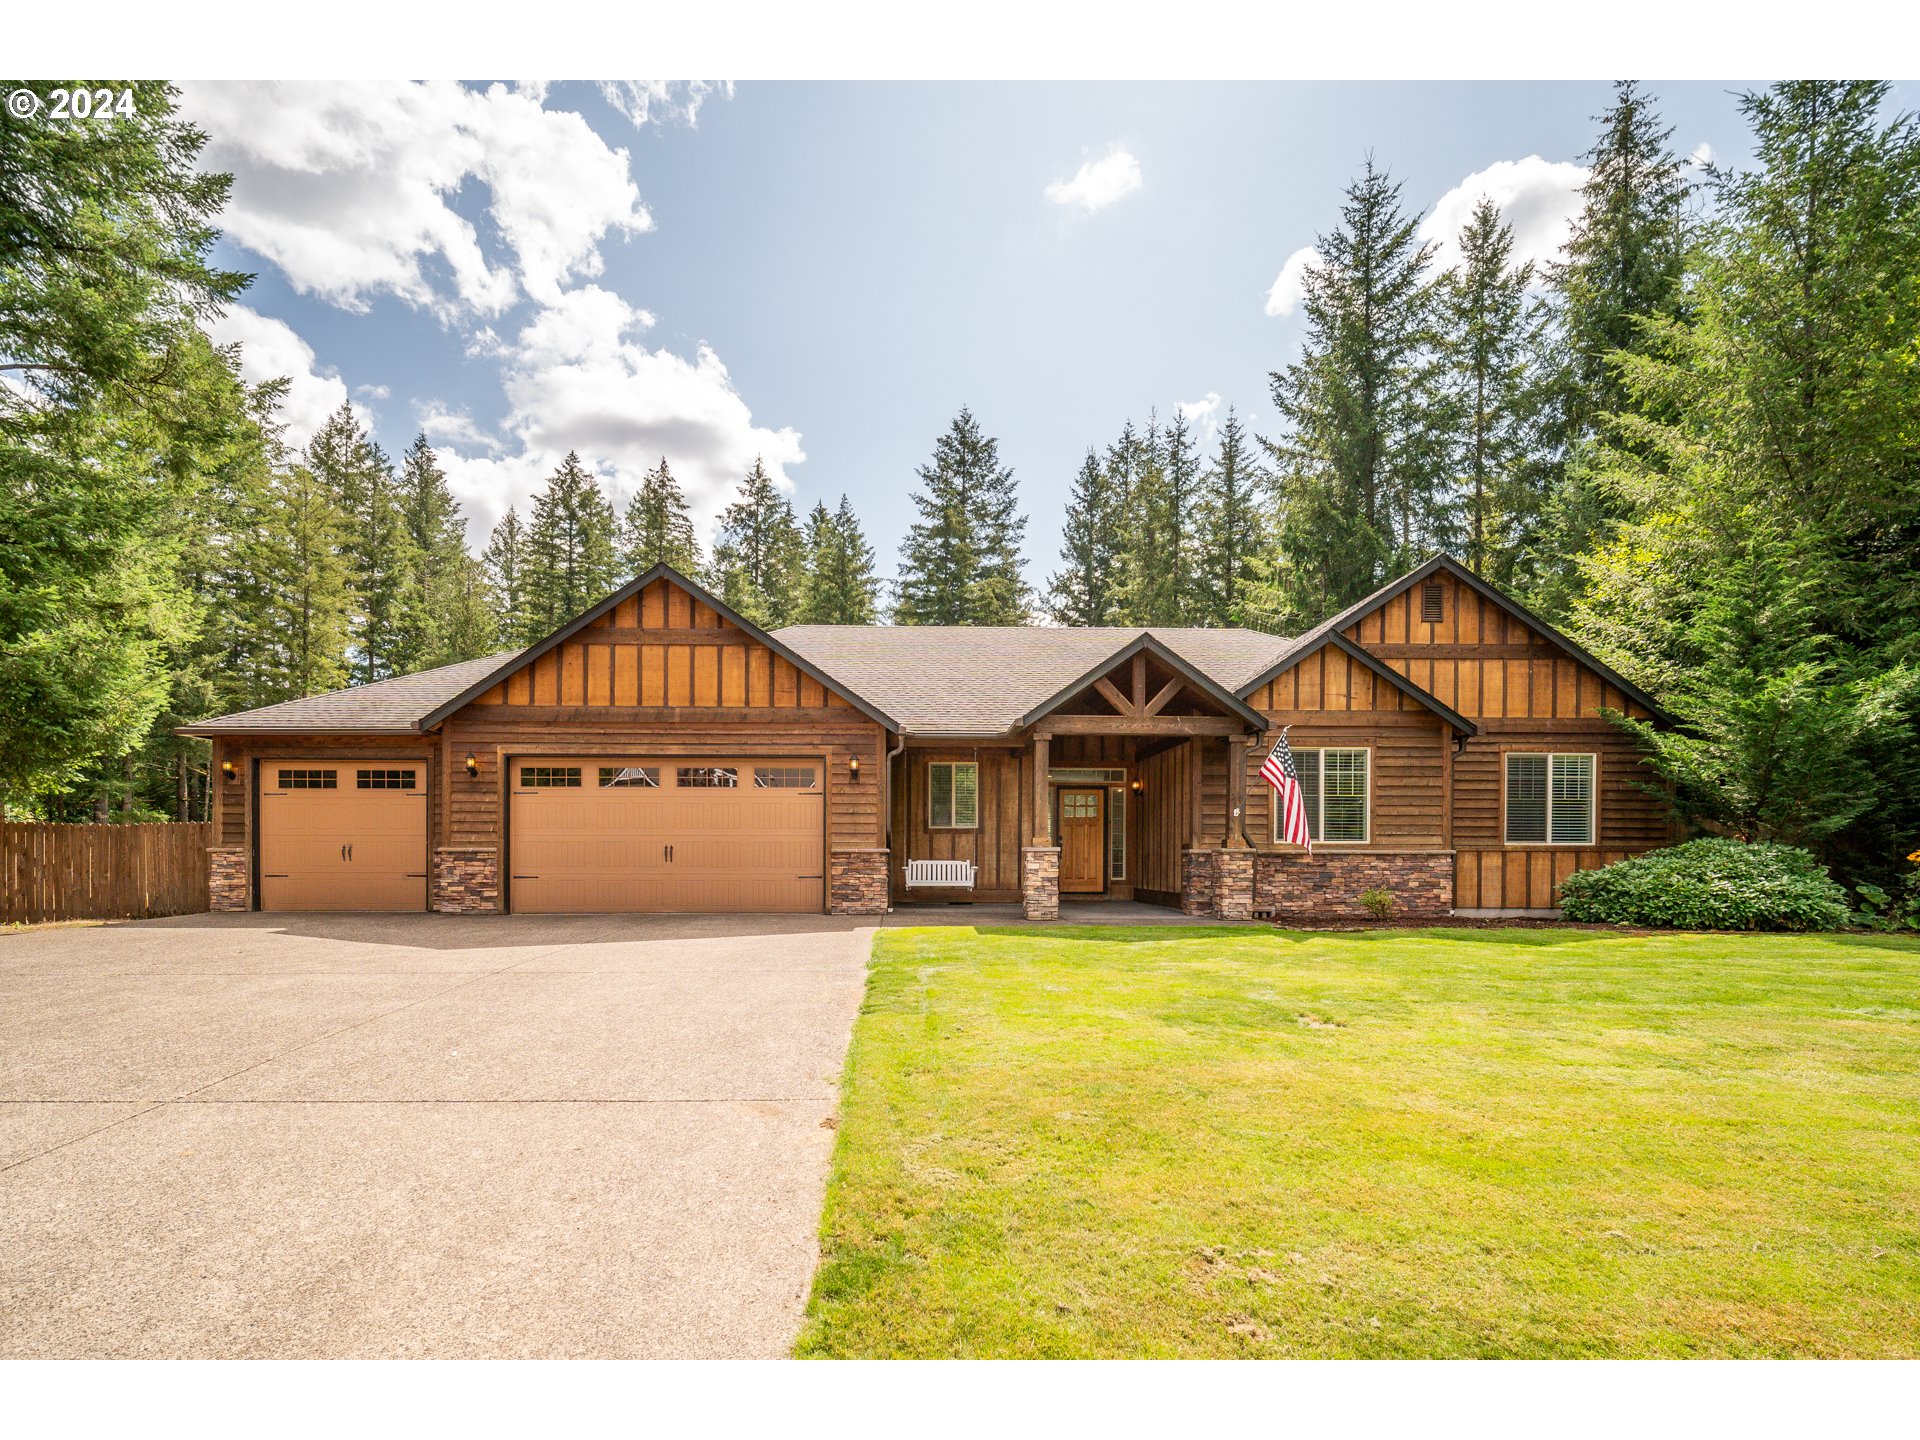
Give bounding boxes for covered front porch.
[884,634,1268,921]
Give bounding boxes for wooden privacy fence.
[1,821,212,925]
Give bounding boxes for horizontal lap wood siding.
[2,821,213,924]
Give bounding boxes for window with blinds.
[1276,747,1370,843]
[928,762,978,829]
[1505,753,1595,845]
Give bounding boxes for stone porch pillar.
[1022,846,1061,921]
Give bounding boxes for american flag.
[1260,727,1312,852]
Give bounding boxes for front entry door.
[1057,786,1106,894]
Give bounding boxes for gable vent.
[1420,581,1445,624]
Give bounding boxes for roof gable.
[1244,630,1477,734]
[1016,632,1269,731]
[1236,553,1673,726]
[418,564,899,730]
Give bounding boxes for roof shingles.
[177,652,521,734]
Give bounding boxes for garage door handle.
[340,844,347,861]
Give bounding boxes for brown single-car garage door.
[509,757,824,913]
[259,760,428,911]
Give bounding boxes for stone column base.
[1255,850,1454,918]
[1022,846,1061,921]
[208,848,249,912]
[829,848,890,915]
[1181,849,1218,916]
[432,847,500,913]
[1214,849,1255,921]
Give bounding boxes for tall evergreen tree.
[1263,157,1444,624]
[708,457,804,627]
[255,462,354,701]
[1572,80,1920,887]
[894,407,1030,625]
[395,433,486,667]
[1046,449,1126,626]
[620,456,702,576]
[523,451,621,632]
[1533,81,1692,612]
[1194,407,1266,628]
[0,81,248,806]
[483,505,534,648]
[797,496,882,624]
[1435,197,1552,585]
[1117,411,1205,625]
[305,404,422,683]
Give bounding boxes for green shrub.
[1557,838,1850,931]
[1358,887,1396,921]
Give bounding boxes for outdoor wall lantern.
[464,752,481,779]
[220,758,237,783]
[1131,777,1143,794]
[849,755,861,780]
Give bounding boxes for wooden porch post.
[1225,736,1250,848]
[1031,732,1051,844]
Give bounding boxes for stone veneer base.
[1256,850,1454,918]
[208,847,249,912]
[1022,847,1061,921]
[433,847,501,914]
[829,848,890,915]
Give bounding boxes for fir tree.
[1573,80,1920,888]
[1194,407,1266,627]
[620,456,702,576]
[708,457,804,627]
[797,496,882,624]
[1534,81,1692,611]
[1263,157,1445,622]
[305,403,422,683]
[895,407,1029,625]
[258,463,353,701]
[483,506,534,648]
[1117,409,1203,624]
[1046,449,1126,626]
[396,433,483,667]
[523,451,621,632]
[1435,197,1552,585]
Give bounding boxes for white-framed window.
[928,761,978,829]
[1505,752,1596,845]
[1274,747,1370,844]
[1109,785,1126,880]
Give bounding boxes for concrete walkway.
[0,912,873,1359]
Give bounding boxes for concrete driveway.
[0,912,873,1358]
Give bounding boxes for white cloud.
[1417,155,1589,275]
[181,81,651,316]
[414,402,499,451]
[597,81,735,128]
[1689,140,1715,170]
[435,286,804,547]
[1263,245,1321,317]
[203,303,351,449]
[1176,392,1223,445]
[355,383,390,401]
[1045,145,1144,215]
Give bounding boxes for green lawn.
[798,925,1920,1358]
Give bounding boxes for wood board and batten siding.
[1347,567,1671,909]
[890,748,1028,902]
[1242,645,1452,852]
[443,576,887,861]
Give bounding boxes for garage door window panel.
[599,766,660,788]
[279,769,337,789]
[678,766,738,788]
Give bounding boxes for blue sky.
[190,80,1767,593]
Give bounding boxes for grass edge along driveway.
[798,924,1920,1358]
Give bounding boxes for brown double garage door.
[510,756,824,914]
[258,755,824,913]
